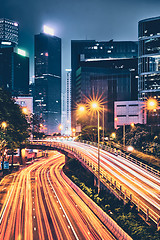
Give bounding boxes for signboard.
[4,161,9,170]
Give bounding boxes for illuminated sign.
[43,25,54,36]
[17,48,26,57]
[1,41,11,45]
[14,22,18,27]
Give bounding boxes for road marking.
[47,171,79,240]
[0,186,14,224]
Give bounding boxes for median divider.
[61,170,132,240]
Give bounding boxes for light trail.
[0,152,116,240]
[47,140,160,224]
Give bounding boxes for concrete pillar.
[20,148,26,165]
[157,218,160,230]
[65,155,69,164]
[146,209,149,222]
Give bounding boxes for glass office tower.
[138,16,160,101]
[34,30,61,134]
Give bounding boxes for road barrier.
[61,171,132,240]
[30,140,160,229]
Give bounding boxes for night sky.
[1,0,160,90]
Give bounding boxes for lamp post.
[146,98,158,133]
[90,101,100,194]
[78,101,101,194]
[123,124,125,148]
[102,105,104,144]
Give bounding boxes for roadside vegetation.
[64,158,160,240]
[116,124,160,159]
[0,88,29,169]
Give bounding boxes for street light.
[146,98,159,132]
[90,100,101,194]
[22,107,28,115]
[146,98,158,111]
[59,124,63,130]
[102,105,105,144]
[1,121,7,130]
[111,132,116,139]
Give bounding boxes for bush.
[64,158,160,240]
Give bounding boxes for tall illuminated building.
[0,47,29,95]
[61,69,71,135]
[71,40,138,129]
[0,18,18,47]
[138,16,160,102]
[34,26,61,134]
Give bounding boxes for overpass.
[21,140,160,229]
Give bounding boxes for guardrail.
[61,171,132,240]
[30,140,160,230]
[78,140,160,177]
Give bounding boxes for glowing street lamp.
[22,107,28,115]
[127,146,134,152]
[59,124,63,130]
[90,100,101,194]
[147,98,158,111]
[111,132,116,139]
[72,128,76,133]
[78,105,85,113]
[1,121,7,129]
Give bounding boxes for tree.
[78,125,103,142]
[30,113,45,139]
[0,88,29,168]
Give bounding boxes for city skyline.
[1,0,160,87]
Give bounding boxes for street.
[0,152,115,240]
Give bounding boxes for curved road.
[0,152,115,240]
[57,141,160,224]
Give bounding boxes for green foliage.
[116,124,160,158]
[64,158,160,240]
[78,125,104,142]
[0,88,29,155]
[30,114,45,139]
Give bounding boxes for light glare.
[18,49,26,57]
[43,25,54,36]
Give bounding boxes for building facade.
[34,30,61,134]
[15,96,33,114]
[0,18,18,47]
[61,69,71,135]
[114,101,146,129]
[0,47,29,96]
[138,16,160,102]
[71,40,138,128]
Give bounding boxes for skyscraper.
[138,16,160,102]
[0,18,18,47]
[0,47,29,96]
[71,40,138,128]
[34,26,61,134]
[75,57,138,130]
[61,69,71,135]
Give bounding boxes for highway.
[0,152,116,240]
[48,140,160,225]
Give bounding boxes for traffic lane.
[66,142,160,199]
[62,142,160,216]
[36,157,78,240]
[49,156,116,240]
[82,147,160,214]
